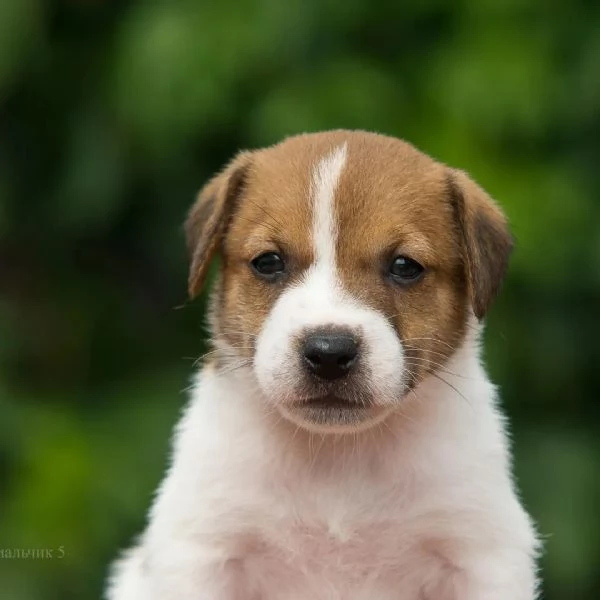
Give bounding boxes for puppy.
[107,130,539,599]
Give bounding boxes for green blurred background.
[1,0,599,598]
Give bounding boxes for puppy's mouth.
[280,394,386,432]
[301,394,366,410]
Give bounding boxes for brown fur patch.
[332,133,469,385]
[186,152,252,298]
[216,134,358,355]
[447,170,513,319]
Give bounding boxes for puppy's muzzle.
[301,328,359,381]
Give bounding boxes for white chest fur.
[107,336,538,600]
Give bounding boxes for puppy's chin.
[275,396,395,434]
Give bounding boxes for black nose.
[302,331,359,380]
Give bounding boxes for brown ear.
[447,169,513,319]
[185,152,252,298]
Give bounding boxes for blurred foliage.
[0,0,599,599]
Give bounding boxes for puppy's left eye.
[251,252,286,280]
[389,256,424,283]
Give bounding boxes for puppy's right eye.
[250,252,286,280]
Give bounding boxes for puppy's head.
[186,131,512,433]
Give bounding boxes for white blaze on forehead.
[310,143,347,273]
[254,140,405,415]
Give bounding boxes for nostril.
[337,354,355,368]
[305,352,322,366]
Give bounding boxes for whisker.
[401,336,458,351]
[366,332,459,354]
[189,346,256,368]
[403,358,481,381]
[383,414,410,434]
[180,383,195,394]
[244,197,287,231]
[409,380,423,405]
[233,214,281,237]
[402,344,451,361]
[214,360,254,377]
[430,372,474,410]
[219,330,260,338]
[309,433,326,476]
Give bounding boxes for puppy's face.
[187,131,512,433]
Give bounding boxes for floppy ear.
[185,152,252,299]
[447,169,514,320]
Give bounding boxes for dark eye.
[389,256,424,283]
[250,252,286,280]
